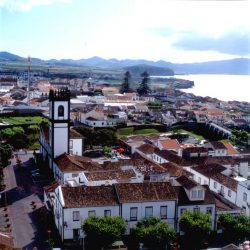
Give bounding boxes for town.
[0,68,250,250]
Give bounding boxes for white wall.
[70,138,83,156]
[121,200,176,231]
[177,204,216,231]
[236,180,250,217]
[63,206,120,240]
[209,178,237,204]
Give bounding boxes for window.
[221,186,224,194]
[72,173,78,178]
[145,206,153,218]
[214,181,217,189]
[88,210,96,217]
[69,140,73,149]
[198,177,201,184]
[180,208,187,215]
[206,207,213,214]
[198,190,203,198]
[191,190,197,199]
[243,192,247,202]
[193,207,200,213]
[248,166,250,172]
[160,206,167,219]
[58,105,64,117]
[228,190,231,197]
[130,207,138,221]
[73,211,80,221]
[104,210,111,217]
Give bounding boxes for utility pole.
[27,56,31,106]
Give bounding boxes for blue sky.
[0,0,249,63]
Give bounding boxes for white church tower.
[49,88,70,166]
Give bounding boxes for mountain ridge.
[0,51,249,75]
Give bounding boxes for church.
[39,88,84,176]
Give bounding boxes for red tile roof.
[62,185,118,208]
[115,182,177,203]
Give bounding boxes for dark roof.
[136,143,156,155]
[175,185,215,205]
[54,153,101,172]
[115,182,177,203]
[213,191,241,212]
[85,169,136,181]
[176,175,199,190]
[209,141,227,150]
[62,185,118,208]
[183,147,208,154]
[70,128,84,139]
[193,163,226,177]
[154,148,185,165]
[211,173,238,192]
[160,162,192,177]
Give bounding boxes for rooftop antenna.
[27,56,31,106]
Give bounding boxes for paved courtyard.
[2,152,47,249]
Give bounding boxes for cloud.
[172,30,250,56]
[0,0,71,11]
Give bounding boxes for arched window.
[58,105,64,117]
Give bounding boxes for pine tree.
[137,71,150,96]
[119,71,132,94]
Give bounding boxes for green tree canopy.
[179,211,211,249]
[218,213,250,241]
[120,71,132,94]
[131,217,176,250]
[137,71,150,96]
[0,143,13,167]
[82,216,126,249]
[231,129,249,145]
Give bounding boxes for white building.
[45,182,178,243]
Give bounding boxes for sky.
[0,0,249,63]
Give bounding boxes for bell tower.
[49,88,70,164]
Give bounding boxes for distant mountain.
[0,51,24,61]
[124,64,174,76]
[0,51,250,75]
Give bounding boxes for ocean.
[154,74,250,102]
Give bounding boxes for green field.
[117,127,205,140]
[117,127,161,137]
[0,116,48,126]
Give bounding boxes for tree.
[82,216,126,249]
[120,71,132,94]
[179,211,211,249]
[218,213,250,241]
[131,217,176,250]
[137,71,150,96]
[0,143,13,167]
[231,129,249,146]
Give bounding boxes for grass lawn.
[117,127,161,137]
[168,129,205,140]
[1,116,48,125]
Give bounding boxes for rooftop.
[115,182,177,203]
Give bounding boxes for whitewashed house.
[175,176,216,230]
[204,141,228,157]
[45,182,178,243]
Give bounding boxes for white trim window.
[88,210,96,217]
[160,206,167,219]
[145,206,153,218]
[130,207,138,221]
[73,211,80,221]
[243,192,247,202]
[104,210,111,217]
